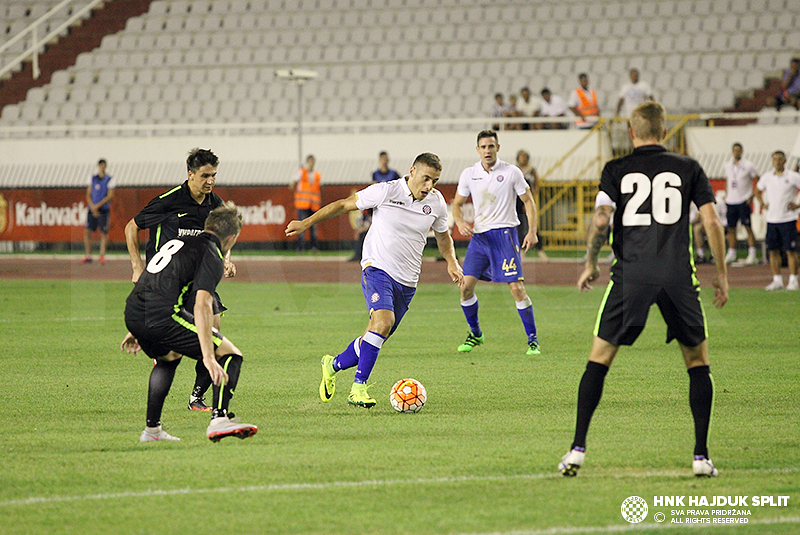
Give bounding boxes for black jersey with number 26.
[125,233,224,326]
[600,145,716,284]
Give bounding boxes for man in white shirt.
[754,150,800,290]
[615,68,654,117]
[516,86,541,130]
[285,153,464,408]
[452,130,541,356]
[723,143,760,264]
[539,88,572,129]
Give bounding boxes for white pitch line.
[453,516,800,535]
[2,467,798,508]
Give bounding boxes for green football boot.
[527,340,541,356]
[319,355,336,402]
[457,332,485,352]
[348,382,376,409]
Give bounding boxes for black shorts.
[725,202,751,228]
[765,221,798,252]
[86,210,110,233]
[213,291,227,315]
[125,310,224,360]
[594,278,707,348]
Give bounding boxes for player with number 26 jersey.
[600,145,716,284]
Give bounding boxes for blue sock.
[461,295,482,337]
[516,297,538,343]
[333,337,360,371]
[353,331,385,384]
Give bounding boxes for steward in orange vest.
[569,73,600,129]
[293,156,322,211]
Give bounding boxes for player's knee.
[162,351,183,362]
[508,281,528,301]
[216,338,241,358]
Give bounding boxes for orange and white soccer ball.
[389,378,427,413]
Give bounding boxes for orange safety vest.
[574,88,599,127]
[294,168,322,211]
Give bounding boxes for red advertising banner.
[0,184,462,243]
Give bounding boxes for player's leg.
[309,209,320,250]
[206,336,258,441]
[509,281,539,355]
[740,203,758,264]
[765,223,785,289]
[82,225,93,263]
[296,208,309,251]
[724,204,738,263]
[98,213,109,264]
[189,304,224,411]
[784,222,798,290]
[458,234,490,352]
[142,351,183,442]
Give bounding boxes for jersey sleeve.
[210,192,223,209]
[511,166,529,196]
[456,167,472,197]
[134,194,171,229]
[690,164,716,208]
[431,192,450,233]
[756,175,766,192]
[598,162,620,202]
[355,182,388,211]
[193,247,224,295]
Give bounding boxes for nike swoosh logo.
[177,213,188,217]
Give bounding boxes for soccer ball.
[389,378,427,413]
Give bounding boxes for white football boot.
[558,449,586,477]
[207,416,258,442]
[140,425,180,442]
[765,278,784,291]
[692,457,719,477]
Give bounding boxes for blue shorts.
[462,227,524,283]
[726,202,752,228]
[765,221,798,252]
[86,209,110,233]
[361,267,416,336]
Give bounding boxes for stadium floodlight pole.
[275,69,319,166]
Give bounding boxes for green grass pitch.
[1,278,798,534]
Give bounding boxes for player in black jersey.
[124,148,235,413]
[559,102,729,478]
[123,202,256,442]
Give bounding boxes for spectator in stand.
[372,151,400,183]
[516,150,548,261]
[491,92,507,131]
[616,68,654,117]
[775,58,800,110]
[568,73,600,129]
[755,150,800,291]
[503,94,523,130]
[82,158,114,265]
[517,86,541,130]
[723,143,760,265]
[539,88,571,129]
[290,155,322,252]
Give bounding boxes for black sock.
[211,354,243,418]
[192,358,213,399]
[571,361,609,451]
[688,365,713,458]
[146,358,181,428]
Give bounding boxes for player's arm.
[434,228,464,288]
[124,218,146,283]
[754,183,767,209]
[94,187,114,210]
[223,249,236,278]
[194,289,228,386]
[578,194,614,291]
[698,202,729,308]
[452,193,473,237]
[285,193,359,237]
[85,186,97,214]
[518,187,539,253]
[615,97,624,116]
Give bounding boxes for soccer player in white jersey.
[285,153,464,408]
[723,143,760,264]
[755,150,800,290]
[452,130,541,356]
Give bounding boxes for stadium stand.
[0,0,799,135]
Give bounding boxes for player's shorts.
[765,221,798,251]
[86,209,110,233]
[462,227,524,283]
[594,278,707,348]
[361,266,416,336]
[213,291,227,315]
[125,309,224,360]
[725,202,751,228]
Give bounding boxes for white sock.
[774,275,784,284]
[789,275,798,283]
[748,246,756,256]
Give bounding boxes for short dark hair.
[98,158,107,165]
[205,201,242,241]
[541,88,551,95]
[732,142,743,150]
[187,148,219,173]
[773,150,786,157]
[494,92,503,99]
[521,86,530,93]
[412,152,442,172]
[379,151,388,158]
[477,130,498,145]
[578,73,588,79]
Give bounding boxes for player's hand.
[521,230,538,253]
[132,264,144,284]
[204,356,229,386]
[447,261,465,288]
[455,220,473,238]
[285,220,306,237]
[712,275,729,309]
[120,332,141,354]
[788,202,799,211]
[224,260,237,278]
[578,264,600,291]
